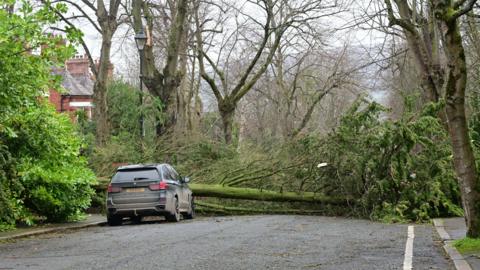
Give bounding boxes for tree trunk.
[132,0,188,137]
[443,19,480,238]
[93,34,113,146]
[93,81,108,145]
[174,21,190,134]
[189,184,347,205]
[186,56,199,131]
[219,103,235,144]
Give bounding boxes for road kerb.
[0,221,106,242]
[432,218,451,241]
[432,218,472,270]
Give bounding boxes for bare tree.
[289,46,355,137]
[245,41,385,141]
[194,0,342,144]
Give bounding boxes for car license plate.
[125,188,145,193]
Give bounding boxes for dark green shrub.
[4,104,96,222]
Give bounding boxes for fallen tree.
[189,184,348,205]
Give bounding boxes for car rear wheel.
[166,197,180,222]
[107,214,122,226]
[184,197,195,220]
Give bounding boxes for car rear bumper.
[107,200,169,217]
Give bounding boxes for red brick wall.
[48,90,93,121]
[48,89,62,111]
[67,55,114,80]
[61,96,92,112]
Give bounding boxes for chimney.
[66,54,90,77]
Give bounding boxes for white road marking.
[403,225,414,270]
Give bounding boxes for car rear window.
[112,169,160,183]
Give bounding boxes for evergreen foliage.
[0,0,95,229]
[312,97,462,222]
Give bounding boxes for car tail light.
[107,183,122,193]
[149,181,168,190]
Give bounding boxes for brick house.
[48,54,113,121]
[48,54,94,120]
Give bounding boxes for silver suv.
[106,164,194,226]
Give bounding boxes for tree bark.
[442,17,480,238]
[189,184,348,205]
[132,0,189,137]
[93,33,113,146]
[219,103,236,144]
[174,16,190,134]
[54,0,121,146]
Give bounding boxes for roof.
[53,68,94,96]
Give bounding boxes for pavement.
[433,217,480,270]
[0,215,452,270]
[0,214,106,242]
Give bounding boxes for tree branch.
[233,24,286,103]
[194,0,223,102]
[452,0,478,20]
[43,1,98,76]
[79,0,97,12]
[52,0,101,33]
[202,51,228,92]
[229,0,273,100]
[384,0,416,33]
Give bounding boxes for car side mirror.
[183,177,190,183]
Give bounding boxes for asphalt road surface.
[0,215,452,270]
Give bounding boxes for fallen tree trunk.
[195,201,329,215]
[189,184,348,205]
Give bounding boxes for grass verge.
[453,237,480,254]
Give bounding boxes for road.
[0,215,452,270]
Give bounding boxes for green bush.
[2,104,96,223]
[0,0,95,228]
[107,80,163,139]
